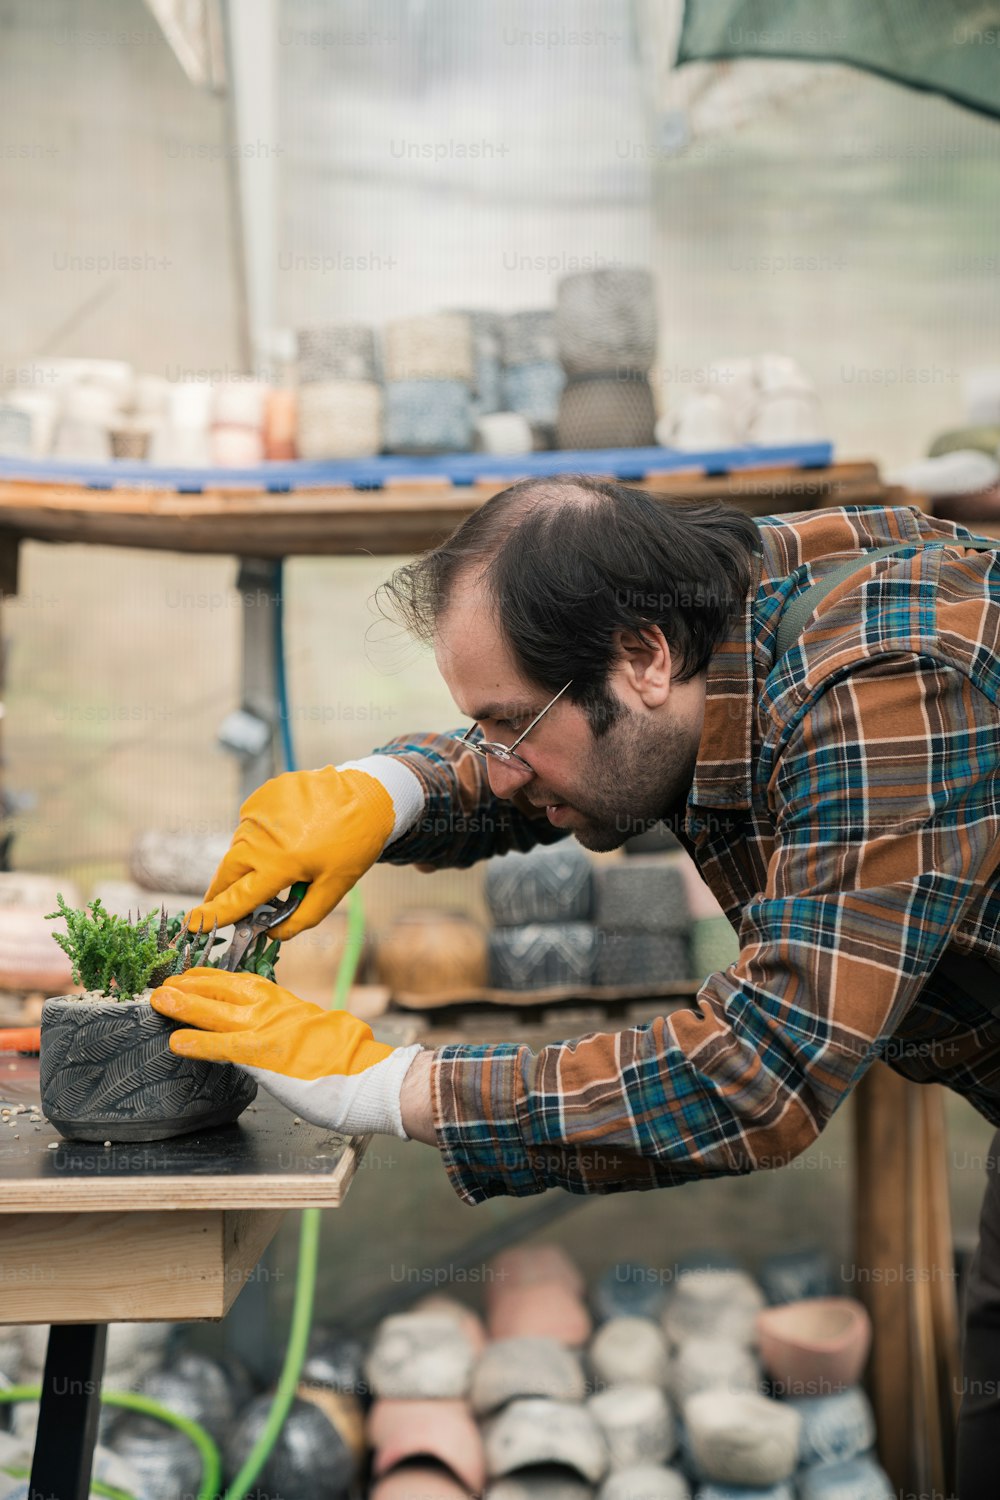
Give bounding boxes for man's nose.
[487,755,535,799]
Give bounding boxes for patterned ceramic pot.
[39,992,257,1143]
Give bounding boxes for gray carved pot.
[40,992,257,1143]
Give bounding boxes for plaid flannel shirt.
[374,505,1000,1204]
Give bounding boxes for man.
[152,476,1000,1487]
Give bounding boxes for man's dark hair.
[377,474,761,734]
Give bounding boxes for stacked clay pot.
[485,1246,593,1348]
[555,270,657,450]
[210,378,269,466]
[500,311,564,447]
[148,379,213,466]
[593,856,690,987]
[366,1298,488,1500]
[485,843,595,992]
[450,310,503,418]
[479,1248,610,1498]
[383,313,474,454]
[356,1243,891,1500]
[296,324,382,459]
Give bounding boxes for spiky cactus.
[45,895,280,1001]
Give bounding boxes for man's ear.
[613,625,672,707]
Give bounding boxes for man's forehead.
[433,587,535,717]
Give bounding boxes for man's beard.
[538,705,696,852]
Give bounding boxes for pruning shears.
[219,880,309,972]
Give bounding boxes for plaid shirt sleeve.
[371,732,565,866]
[430,654,1000,1204]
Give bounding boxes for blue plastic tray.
[0,442,834,496]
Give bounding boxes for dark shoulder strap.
[774,537,998,665]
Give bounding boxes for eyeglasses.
[456,680,573,772]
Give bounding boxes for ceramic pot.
[39,992,257,1143]
[129,829,231,895]
[502,362,564,425]
[755,1298,871,1395]
[225,1392,359,1500]
[383,378,473,455]
[598,1465,691,1500]
[369,1397,485,1493]
[488,923,597,991]
[486,1282,592,1347]
[594,930,690,987]
[556,269,657,376]
[486,843,594,927]
[297,324,378,384]
[594,859,689,934]
[682,1390,800,1486]
[384,314,473,383]
[375,909,487,997]
[587,1384,675,1468]
[108,1412,204,1500]
[297,379,382,459]
[365,1313,476,1399]
[556,375,656,450]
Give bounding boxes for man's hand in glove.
[150,969,424,1139]
[183,758,424,940]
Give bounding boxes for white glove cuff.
[336,755,425,849]
[245,1042,425,1140]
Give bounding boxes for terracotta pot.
[486,1244,586,1297]
[486,1283,592,1348]
[755,1297,872,1396]
[375,910,487,997]
[39,992,257,1143]
[369,1398,485,1494]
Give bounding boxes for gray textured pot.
[40,993,257,1143]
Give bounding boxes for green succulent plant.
[45,895,281,1002]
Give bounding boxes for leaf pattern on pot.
[40,1001,256,1134]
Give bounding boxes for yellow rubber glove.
[150,969,423,1138]
[184,765,398,940]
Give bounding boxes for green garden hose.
[0,1384,222,1500]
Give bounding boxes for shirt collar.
[687,552,762,812]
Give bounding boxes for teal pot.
[39,992,256,1143]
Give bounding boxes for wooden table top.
[0,1056,361,1212]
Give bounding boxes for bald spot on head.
[439,478,605,627]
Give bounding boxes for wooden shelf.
[0,461,891,560]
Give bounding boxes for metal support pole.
[235,556,281,806]
[29,1322,108,1500]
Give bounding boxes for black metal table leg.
[29,1322,108,1500]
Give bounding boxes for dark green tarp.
[677,0,1000,121]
